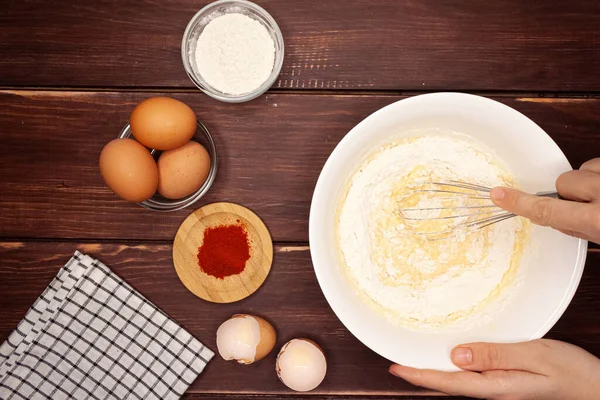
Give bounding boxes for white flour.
[195,13,275,95]
[337,132,530,330]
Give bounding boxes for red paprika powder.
[197,221,251,279]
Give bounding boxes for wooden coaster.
[173,202,273,303]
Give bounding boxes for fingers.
[558,228,596,242]
[389,364,495,398]
[389,364,547,399]
[556,170,600,202]
[451,341,549,373]
[490,187,595,234]
[580,158,600,174]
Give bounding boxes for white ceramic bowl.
[309,92,588,371]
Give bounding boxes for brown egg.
[99,138,158,202]
[130,97,197,150]
[157,141,211,199]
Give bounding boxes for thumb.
[451,341,546,373]
[490,186,592,233]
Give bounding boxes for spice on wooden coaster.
[173,202,273,303]
[197,220,251,279]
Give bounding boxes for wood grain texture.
[0,242,599,397]
[1,1,600,91]
[1,91,599,242]
[173,202,273,303]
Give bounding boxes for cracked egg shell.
[216,314,276,364]
[276,338,327,392]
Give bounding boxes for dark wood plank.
[1,1,600,91]
[0,242,598,396]
[1,91,599,242]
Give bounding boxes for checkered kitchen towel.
[0,251,213,400]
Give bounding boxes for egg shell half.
[276,338,327,392]
[130,97,197,150]
[216,314,276,364]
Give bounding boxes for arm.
[389,159,600,399]
[390,339,600,399]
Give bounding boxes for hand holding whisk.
[398,181,559,241]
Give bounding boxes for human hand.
[490,158,600,244]
[389,339,600,399]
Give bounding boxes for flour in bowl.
[195,13,275,95]
[336,131,530,330]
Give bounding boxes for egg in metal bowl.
[309,93,587,370]
[118,121,217,212]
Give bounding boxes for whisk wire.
[428,181,492,193]
[413,189,490,200]
[398,181,553,240]
[415,211,515,241]
[402,208,508,221]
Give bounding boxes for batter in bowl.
[336,131,530,330]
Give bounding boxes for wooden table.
[1,1,599,399]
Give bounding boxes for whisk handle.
[535,191,561,199]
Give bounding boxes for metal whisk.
[398,181,558,241]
